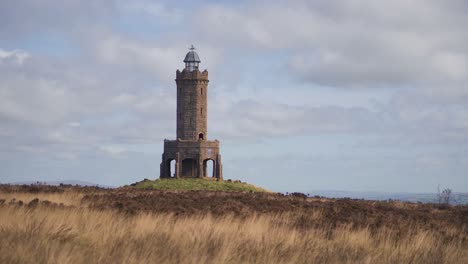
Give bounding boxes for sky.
[0,0,467,193]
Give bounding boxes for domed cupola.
[184,45,201,72]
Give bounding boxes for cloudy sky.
[0,0,467,192]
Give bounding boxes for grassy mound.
[131,178,269,192]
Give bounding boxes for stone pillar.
[175,152,181,178]
[198,155,204,178]
[160,162,164,178]
[216,154,223,180]
[219,165,223,180]
[159,154,165,178]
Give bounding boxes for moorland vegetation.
[1,184,467,263]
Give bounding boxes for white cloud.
[100,145,127,156]
[67,122,81,127]
[193,1,468,88]
[116,0,183,22]
[0,49,30,65]
[432,52,467,81]
[95,35,181,82]
[111,93,137,105]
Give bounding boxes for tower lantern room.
[184,45,201,72]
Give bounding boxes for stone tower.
[160,46,223,180]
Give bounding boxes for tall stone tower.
[160,46,223,180]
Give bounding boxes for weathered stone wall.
[163,140,220,161]
[176,69,209,141]
[160,139,221,179]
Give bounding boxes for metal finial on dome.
[184,45,201,63]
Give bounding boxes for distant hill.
[306,190,468,205]
[4,180,115,188]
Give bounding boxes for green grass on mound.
[132,178,269,192]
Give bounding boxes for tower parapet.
[176,69,209,81]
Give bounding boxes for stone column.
[198,155,204,178]
[159,162,164,178]
[175,152,181,178]
[159,154,165,178]
[216,154,223,180]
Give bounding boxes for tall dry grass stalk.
[0,203,467,264]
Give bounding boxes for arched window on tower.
[198,133,204,140]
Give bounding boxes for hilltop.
[128,178,269,192]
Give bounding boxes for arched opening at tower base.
[181,158,197,177]
[170,160,176,177]
[203,159,215,177]
[165,159,176,178]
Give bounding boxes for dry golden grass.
[1,190,467,263]
[0,208,466,263]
